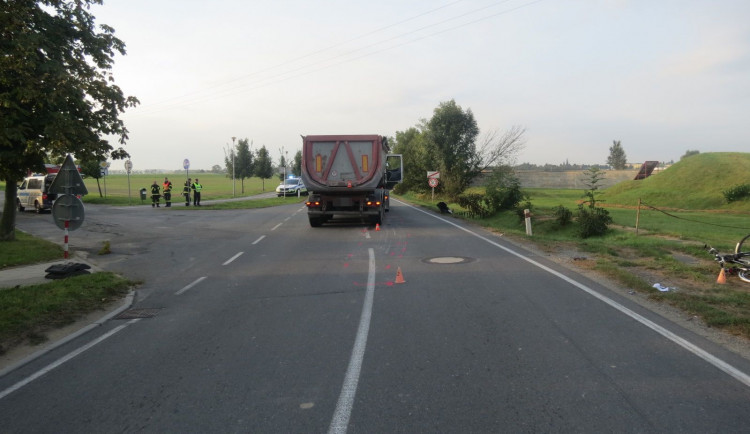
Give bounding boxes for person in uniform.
[192,178,203,206]
[163,177,173,207]
[150,180,160,207]
[183,178,191,206]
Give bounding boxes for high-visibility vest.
[163,182,172,192]
[193,183,202,192]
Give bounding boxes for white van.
[17,174,57,213]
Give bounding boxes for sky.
[91,0,750,171]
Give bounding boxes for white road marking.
[0,319,140,401]
[252,235,266,245]
[175,276,207,295]
[328,248,376,434]
[223,252,244,265]
[271,223,283,231]
[396,198,750,388]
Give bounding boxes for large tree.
[607,140,627,170]
[426,100,480,197]
[392,126,432,194]
[420,99,526,198]
[1,0,138,240]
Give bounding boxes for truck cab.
[17,174,57,213]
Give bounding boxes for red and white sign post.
[427,171,440,200]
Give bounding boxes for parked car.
[17,174,57,213]
[276,177,307,197]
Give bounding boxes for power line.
[128,0,547,116]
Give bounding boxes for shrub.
[723,183,750,203]
[576,204,613,238]
[456,193,491,218]
[484,169,524,212]
[553,205,572,226]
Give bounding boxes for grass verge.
[0,231,64,269]
[0,272,135,353]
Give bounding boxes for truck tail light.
[306,201,320,207]
[366,201,382,206]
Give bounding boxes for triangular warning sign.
[48,154,88,195]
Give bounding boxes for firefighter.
[150,180,160,207]
[163,177,173,207]
[183,178,191,206]
[192,178,203,206]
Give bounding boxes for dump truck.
[301,134,402,227]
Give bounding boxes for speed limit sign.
[428,178,439,188]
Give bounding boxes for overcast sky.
[92,0,750,171]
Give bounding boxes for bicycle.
[706,234,750,283]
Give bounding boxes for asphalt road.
[1,198,750,432]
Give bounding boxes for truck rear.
[301,134,402,227]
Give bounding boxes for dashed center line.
[175,276,207,295]
[252,235,266,245]
[222,252,244,265]
[271,223,283,231]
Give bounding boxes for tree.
[607,140,627,170]
[235,138,253,193]
[278,154,287,181]
[396,100,525,197]
[211,165,222,173]
[576,166,612,238]
[79,158,106,197]
[292,150,302,177]
[426,100,480,197]
[1,0,138,240]
[254,146,274,191]
[392,127,432,194]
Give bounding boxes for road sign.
[427,171,440,179]
[99,161,108,169]
[48,154,88,196]
[124,160,133,173]
[183,159,190,170]
[52,194,85,231]
[428,178,439,188]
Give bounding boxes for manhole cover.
[115,308,162,320]
[422,256,475,264]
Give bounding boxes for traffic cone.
[395,267,405,284]
[375,223,380,231]
[717,268,727,284]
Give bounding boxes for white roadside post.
[524,209,533,236]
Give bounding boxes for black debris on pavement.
[44,262,91,280]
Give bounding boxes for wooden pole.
[635,198,641,235]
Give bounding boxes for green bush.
[576,204,613,238]
[722,183,750,203]
[553,205,573,226]
[484,170,524,212]
[456,193,491,218]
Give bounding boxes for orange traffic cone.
[395,267,405,284]
[717,268,727,284]
[375,223,380,231]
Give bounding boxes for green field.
[82,173,284,205]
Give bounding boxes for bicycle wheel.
[735,233,750,265]
[739,269,750,284]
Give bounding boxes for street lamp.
[231,136,236,197]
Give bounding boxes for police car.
[276,177,307,197]
[17,174,57,213]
